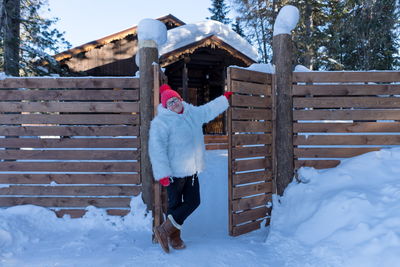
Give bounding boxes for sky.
[47,0,231,48]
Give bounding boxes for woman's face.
[166,97,183,113]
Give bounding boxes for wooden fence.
[227,67,274,236]
[293,71,400,170]
[0,77,140,217]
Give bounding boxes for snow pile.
[267,147,400,266]
[273,5,300,36]
[0,72,7,80]
[232,63,275,74]
[160,20,258,61]
[137,18,167,47]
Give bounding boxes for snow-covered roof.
[159,20,258,62]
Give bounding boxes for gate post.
[138,39,158,211]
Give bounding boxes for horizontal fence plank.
[293,122,400,133]
[54,209,131,218]
[294,110,400,120]
[232,206,268,225]
[204,135,228,142]
[0,77,139,89]
[0,185,141,196]
[294,96,400,109]
[232,121,272,132]
[0,102,139,113]
[233,181,273,199]
[295,135,400,145]
[231,80,271,95]
[293,84,400,96]
[231,220,262,237]
[295,160,341,169]
[233,170,272,185]
[0,150,138,160]
[0,138,139,148]
[231,108,271,120]
[0,174,140,184]
[0,197,132,208]
[0,126,139,136]
[294,147,381,158]
[230,68,272,84]
[232,146,271,159]
[232,134,272,146]
[232,194,272,211]
[234,158,270,172]
[293,71,400,83]
[0,89,139,101]
[205,144,228,150]
[0,162,139,172]
[0,114,138,125]
[232,95,271,108]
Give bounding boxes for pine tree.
[232,17,246,37]
[0,0,71,76]
[2,0,21,76]
[207,0,232,25]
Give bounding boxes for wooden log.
[139,40,158,210]
[0,174,140,184]
[273,33,294,196]
[0,77,139,89]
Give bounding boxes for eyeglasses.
[166,98,180,107]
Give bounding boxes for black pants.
[167,173,200,226]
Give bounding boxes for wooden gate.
[0,77,140,217]
[227,67,274,236]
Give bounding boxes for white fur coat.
[149,95,229,180]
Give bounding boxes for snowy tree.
[2,0,21,76]
[0,0,71,76]
[207,0,232,24]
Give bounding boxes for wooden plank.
[231,220,261,236]
[232,94,271,108]
[294,110,400,120]
[0,162,139,172]
[232,146,271,158]
[227,68,234,236]
[233,182,273,199]
[231,80,271,95]
[204,135,228,143]
[234,158,270,172]
[293,122,400,133]
[231,108,271,120]
[0,114,138,125]
[232,134,272,146]
[233,170,272,185]
[0,126,139,136]
[205,144,228,150]
[0,89,139,101]
[232,194,272,211]
[0,185,141,196]
[0,150,139,160]
[0,102,139,113]
[294,135,400,145]
[293,71,400,83]
[229,67,271,84]
[294,96,400,109]
[294,147,381,158]
[0,197,132,208]
[0,138,139,148]
[54,209,131,218]
[0,174,140,184]
[232,206,268,225]
[232,121,272,132]
[295,160,341,169]
[0,77,139,89]
[293,84,400,96]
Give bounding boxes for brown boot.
[154,218,176,253]
[169,228,186,250]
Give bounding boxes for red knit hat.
[160,84,182,108]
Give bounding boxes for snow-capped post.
[272,5,299,196]
[137,19,167,211]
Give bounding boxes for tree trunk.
[4,0,20,76]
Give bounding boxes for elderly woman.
[149,84,232,253]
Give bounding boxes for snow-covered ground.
[1,148,400,267]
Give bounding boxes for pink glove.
[224,92,233,99]
[159,177,170,187]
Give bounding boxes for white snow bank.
[137,18,167,47]
[273,5,300,36]
[231,63,275,74]
[160,20,258,61]
[267,147,400,266]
